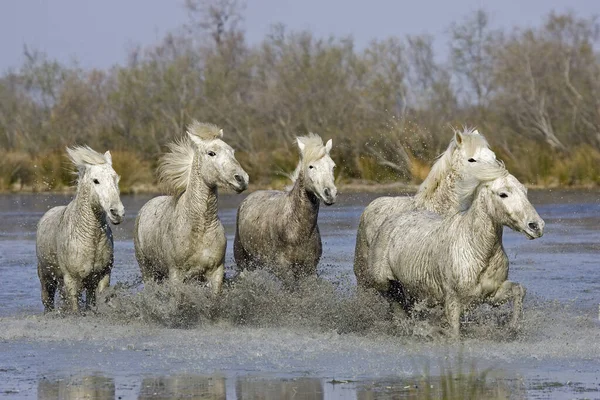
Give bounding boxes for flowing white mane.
[457,160,509,210]
[457,127,490,156]
[157,121,223,195]
[415,127,490,202]
[66,146,108,168]
[288,133,328,184]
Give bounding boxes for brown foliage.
[1,7,599,191]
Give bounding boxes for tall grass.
[2,143,599,193]
[0,149,156,193]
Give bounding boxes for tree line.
[1,1,599,192]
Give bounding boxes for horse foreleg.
[63,273,82,313]
[444,296,462,339]
[97,273,110,293]
[85,274,110,310]
[353,226,370,288]
[207,264,224,295]
[39,268,58,313]
[488,280,526,330]
[233,235,251,272]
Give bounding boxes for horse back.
[237,190,288,237]
[361,196,414,247]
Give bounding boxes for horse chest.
[59,230,112,277]
[453,250,508,301]
[478,251,510,295]
[176,226,225,270]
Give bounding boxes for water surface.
[0,190,599,399]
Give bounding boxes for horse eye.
[309,165,314,169]
[93,179,100,184]
[208,151,216,157]
[499,193,508,198]
[468,158,476,163]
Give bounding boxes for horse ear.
[188,132,203,147]
[325,139,332,154]
[218,129,224,138]
[472,129,480,136]
[454,131,464,146]
[297,138,306,154]
[104,151,112,165]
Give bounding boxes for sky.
[0,0,597,72]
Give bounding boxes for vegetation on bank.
[1,1,599,192]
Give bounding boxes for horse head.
[67,146,124,224]
[484,173,545,239]
[188,125,249,193]
[297,134,337,205]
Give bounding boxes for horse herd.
[35,121,545,337]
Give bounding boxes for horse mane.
[187,120,223,141]
[157,121,223,195]
[157,137,195,195]
[66,146,108,168]
[414,127,489,203]
[459,127,490,156]
[288,133,328,184]
[457,160,509,211]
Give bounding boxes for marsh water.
[0,190,599,399]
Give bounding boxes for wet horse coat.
[36,146,124,312]
[354,129,498,289]
[368,163,545,337]
[234,133,337,284]
[134,121,249,294]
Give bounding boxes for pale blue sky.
[0,0,597,71]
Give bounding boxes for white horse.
[234,133,337,284]
[36,146,124,313]
[134,121,249,294]
[368,162,545,337]
[354,128,497,289]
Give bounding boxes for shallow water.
[0,190,599,399]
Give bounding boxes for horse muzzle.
[523,219,544,239]
[108,205,125,225]
[231,173,249,193]
[321,187,337,206]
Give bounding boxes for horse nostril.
[234,174,244,184]
[324,188,331,197]
[528,222,539,231]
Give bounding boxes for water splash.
[94,271,579,344]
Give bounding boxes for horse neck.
[460,190,503,255]
[427,174,460,214]
[182,151,219,230]
[70,181,106,237]
[287,169,320,233]
[416,159,460,214]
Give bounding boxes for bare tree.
[449,10,498,108]
[185,0,245,47]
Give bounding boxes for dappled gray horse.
[234,133,336,284]
[354,128,497,289]
[36,146,124,313]
[134,121,248,294]
[368,162,545,337]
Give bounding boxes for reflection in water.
[236,377,324,400]
[138,375,226,399]
[37,375,115,400]
[28,371,550,400]
[354,374,526,400]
